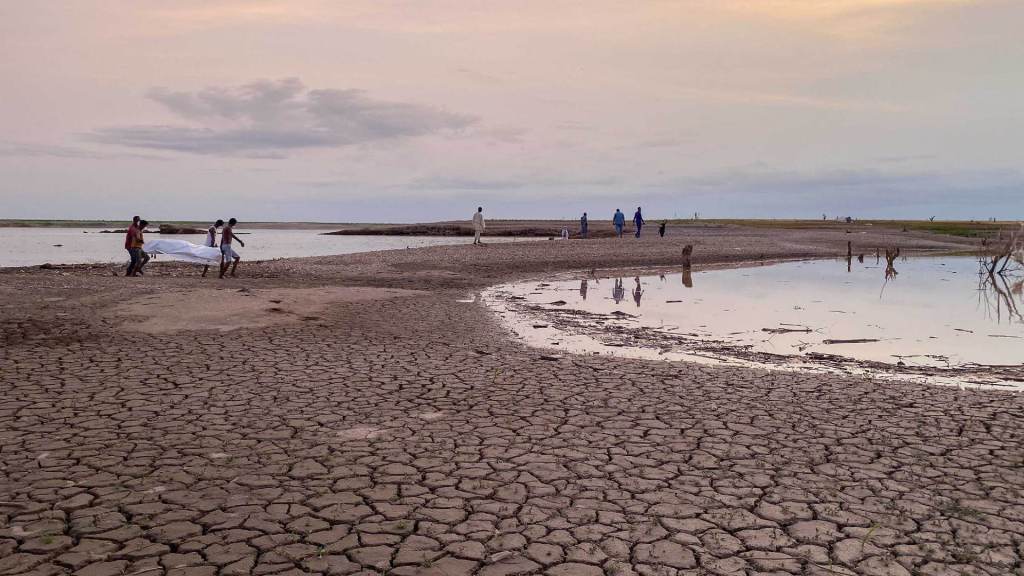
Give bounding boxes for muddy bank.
[2,225,1021,576]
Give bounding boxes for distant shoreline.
[0,218,1017,238]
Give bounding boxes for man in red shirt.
[124,215,139,276]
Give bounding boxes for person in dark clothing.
[124,216,139,276]
[633,207,645,238]
[658,221,666,237]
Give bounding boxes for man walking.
[612,209,625,238]
[219,218,245,278]
[633,207,645,238]
[124,215,139,276]
[202,219,223,278]
[659,221,667,238]
[127,220,150,276]
[472,207,486,245]
[580,212,589,238]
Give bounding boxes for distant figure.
[613,209,625,238]
[127,220,150,277]
[633,207,645,238]
[632,277,643,307]
[202,219,223,278]
[472,207,486,245]
[658,221,666,238]
[580,212,589,238]
[219,218,245,278]
[612,278,625,304]
[124,215,140,276]
[561,226,569,240]
[580,279,588,301]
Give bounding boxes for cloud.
[643,166,1024,218]
[0,141,166,161]
[410,174,621,193]
[87,78,477,156]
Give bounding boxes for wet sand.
[1,225,1022,576]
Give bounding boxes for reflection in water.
[492,257,1024,372]
[612,278,625,304]
[682,269,693,288]
[632,277,644,307]
[580,279,588,301]
[979,264,1023,324]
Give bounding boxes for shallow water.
[0,228,531,268]
[487,257,1023,387]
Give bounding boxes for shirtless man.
[219,218,245,278]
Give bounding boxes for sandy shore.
[1,225,1021,576]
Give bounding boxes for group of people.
[124,216,150,276]
[608,207,666,238]
[472,206,668,243]
[201,218,245,278]
[123,216,245,278]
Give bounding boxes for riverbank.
[1,225,1020,576]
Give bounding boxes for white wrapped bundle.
[143,239,222,264]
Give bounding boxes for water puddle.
[485,257,1023,390]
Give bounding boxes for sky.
[1,0,1021,222]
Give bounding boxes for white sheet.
[143,239,222,265]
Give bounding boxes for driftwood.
[762,327,812,334]
[822,338,880,345]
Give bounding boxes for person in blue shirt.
[633,207,645,238]
[612,209,625,238]
[580,212,589,238]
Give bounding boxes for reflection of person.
[612,278,625,304]
[472,207,486,245]
[612,209,625,238]
[681,269,693,288]
[633,207,645,238]
[219,218,245,278]
[632,277,643,307]
[580,279,588,301]
[580,213,589,238]
[202,219,223,278]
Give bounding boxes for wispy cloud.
[87,78,477,156]
[0,141,166,161]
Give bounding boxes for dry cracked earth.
[2,228,1023,576]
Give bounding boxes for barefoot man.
[472,206,486,245]
[219,218,245,278]
[202,219,223,278]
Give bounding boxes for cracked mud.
[1,227,1022,576]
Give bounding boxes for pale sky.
[1,1,1021,221]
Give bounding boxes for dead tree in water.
[681,244,693,269]
[884,248,900,281]
[982,224,1022,275]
